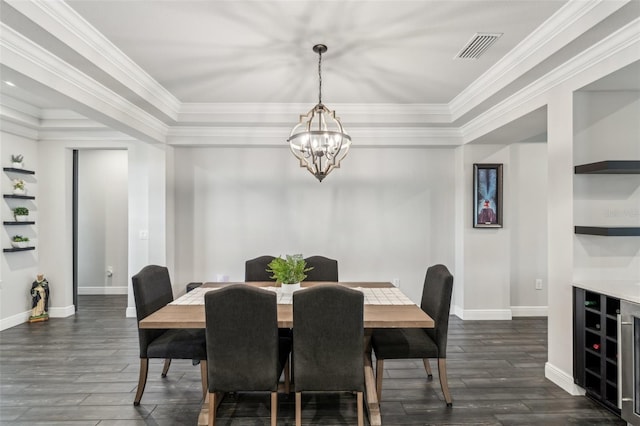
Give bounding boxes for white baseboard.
[545,362,585,396]
[49,305,75,318]
[78,286,128,295]
[0,304,75,331]
[0,310,30,331]
[511,305,548,317]
[453,305,464,319]
[458,309,513,320]
[126,306,137,318]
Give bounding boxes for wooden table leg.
[363,330,382,426]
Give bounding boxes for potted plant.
[12,179,26,195]
[11,154,23,168]
[267,254,313,293]
[11,235,29,249]
[13,207,29,222]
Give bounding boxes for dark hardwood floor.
[0,295,624,425]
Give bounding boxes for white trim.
[450,0,627,120]
[511,305,548,317]
[458,309,513,320]
[0,305,75,330]
[126,306,136,318]
[4,0,181,120]
[453,304,464,320]
[49,305,75,318]
[0,119,39,139]
[545,362,586,396]
[78,286,128,295]
[0,310,30,331]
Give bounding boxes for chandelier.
[288,44,351,182]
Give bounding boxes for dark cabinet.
[574,287,620,414]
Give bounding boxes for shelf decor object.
[287,44,351,182]
[3,164,37,252]
[473,163,503,228]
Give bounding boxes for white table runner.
[170,285,415,306]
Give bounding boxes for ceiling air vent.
[456,33,502,59]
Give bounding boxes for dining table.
[139,281,434,426]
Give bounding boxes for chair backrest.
[131,265,174,357]
[303,255,339,281]
[245,255,276,281]
[419,264,454,357]
[293,284,364,392]
[205,284,280,392]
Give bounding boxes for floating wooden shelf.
[575,226,640,236]
[3,221,35,225]
[3,194,35,200]
[3,167,35,175]
[574,160,640,174]
[3,247,35,252]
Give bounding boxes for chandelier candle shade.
[288,44,351,182]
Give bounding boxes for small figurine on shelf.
[11,154,24,169]
[12,179,26,195]
[29,274,49,323]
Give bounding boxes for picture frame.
[473,163,503,228]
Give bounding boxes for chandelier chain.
[318,49,322,105]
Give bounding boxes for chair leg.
[271,391,277,426]
[437,358,453,407]
[295,392,302,426]
[375,358,384,402]
[200,360,208,400]
[208,391,216,426]
[161,358,171,377]
[283,356,291,394]
[133,358,149,406]
[356,391,364,426]
[423,358,433,379]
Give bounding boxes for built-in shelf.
[575,226,640,236]
[3,194,35,200]
[3,221,35,225]
[2,167,35,175]
[574,160,640,174]
[3,247,35,253]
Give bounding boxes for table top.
[139,281,434,329]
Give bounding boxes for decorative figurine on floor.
[29,274,50,323]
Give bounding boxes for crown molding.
[37,129,136,141]
[461,17,640,143]
[0,118,39,139]
[4,0,181,121]
[178,102,452,126]
[167,125,462,147]
[450,0,629,121]
[0,23,168,143]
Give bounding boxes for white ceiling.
[0,0,638,145]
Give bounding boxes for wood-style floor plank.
[0,295,625,425]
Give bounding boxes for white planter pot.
[12,162,23,169]
[15,215,28,222]
[13,188,25,195]
[281,283,301,294]
[11,241,28,248]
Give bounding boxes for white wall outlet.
[535,278,543,290]
[106,266,113,277]
[139,230,149,240]
[392,278,400,287]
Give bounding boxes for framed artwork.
[473,163,503,228]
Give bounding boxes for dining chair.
[303,255,338,281]
[293,284,364,426]
[371,264,454,406]
[204,284,291,426]
[245,255,277,281]
[131,265,208,406]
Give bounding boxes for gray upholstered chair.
[371,264,454,406]
[303,255,338,281]
[131,265,207,406]
[245,255,277,281]
[204,284,291,426]
[293,284,364,426]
